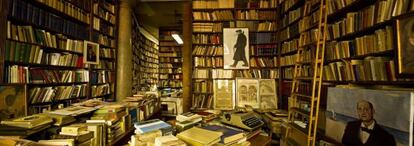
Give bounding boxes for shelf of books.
[0,0,119,115]
[158,28,183,90]
[90,0,118,101]
[191,0,280,110]
[4,0,88,114]
[132,14,159,94]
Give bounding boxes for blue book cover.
[134,119,172,134]
[202,125,244,144]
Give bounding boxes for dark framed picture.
[396,16,414,75]
[213,80,235,110]
[0,85,27,121]
[84,41,100,64]
[223,28,249,69]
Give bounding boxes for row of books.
[93,3,116,24]
[96,1,116,14]
[234,10,277,20]
[136,47,159,59]
[327,0,412,40]
[159,80,183,88]
[5,42,85,67]
[35,0,90,24]
[281,39,298,54]
[9,0,89,39]
[283,66,313,79]
[250,57,277,67]
[4,66,87,84]
[279,22,299,41]
[235,0,279,8]
[137,66,159,73]
[325,26,394,61]
[194,57,223,68]
[193,11,233,21]
[91,83,111,97]
[90,60,115,70]
[159,63,182,68]
[249,33,277,44]
[193,34,221,44]
[159,58,182,63]
[257,21,277,31]
[281,7,302,28]
[301,28,318,46]
[192,22,228,32]
[192,21,278,32]
[192,46,224,56]
[323,57,397,81]
[159,46,181,52]
[93,17,115,36]
[250,45,277,56]
[100,48,116,58]
[92,33,116,48]
[7,22,84,52]
[29,84,87,104]
[192,0,235,9]
[159,41,179,46]
[299,11,319,33]
[192,94,213,109]
[326,0,357,15]
[193,69,279,79]
[159,53,181,57]
[90,71,114,84]
[281,0,301,14]
[159,69,182,74]
[159,74,182,80]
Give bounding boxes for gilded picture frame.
[84,41,100,64]
[396,16,414,75]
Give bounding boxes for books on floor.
[134,119,173,135]
[155,135,186,146]
[0,114,53,129]
[201,125,244,144]
[176,127,222,146]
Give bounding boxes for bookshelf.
[0,0,119,115]
[158,28,183,90]
[191,0,280,110]
[131,14,159,94]
[90,0,118,101]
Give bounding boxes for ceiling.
[131,0,186,37]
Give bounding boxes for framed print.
[0,85,26,121]
[223,28,249,69]
[325,87,413,146]
[236,79,259,108]
[396,16,414,75]
[259,79,278,109]
[213,80,235,110]
[84,41,100,64]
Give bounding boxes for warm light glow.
[172,34,183,44]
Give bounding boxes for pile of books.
[177,125,249,146]
[130,119,174,146]
[175,112,202,132]
[0,114,53,136]
[87,104,128,144]
[48,123,94,146]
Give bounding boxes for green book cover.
[23,44,31,63]
[5,40,10,61]
[9,41,15,62]
[14,42,21,62]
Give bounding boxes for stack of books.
[177,127,223,146]
[87,104,128,144]
[0,114,53,136]
[155,135,186,146]
[202,125,246,146]
[130,130,162,146]
[175,112,202,132]
[264,110,288,135]
[52,123,94,146]
[134,119,173,136]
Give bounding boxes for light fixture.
[171,34,183,44]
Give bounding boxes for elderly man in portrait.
[342,100,396,146]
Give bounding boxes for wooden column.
[116,0,133,101]
[182,1,192,112]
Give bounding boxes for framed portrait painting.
[223,28,249,69]
[396,16,414,75]
[84,41,100,64]
[236,78,259,108]
[213,80,235,110]
[0,85,26,121]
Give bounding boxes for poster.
[223,28,249,69]
[213,80,235,110]
[325,87,413,146]
[236,79,259,108]
[259,79,278,109]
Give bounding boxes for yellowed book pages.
[177,127,222,146]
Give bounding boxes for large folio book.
[176,127,222,146]
[0,114,53,129]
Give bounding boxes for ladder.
[284,0,328,145]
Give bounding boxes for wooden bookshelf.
[0,0,119,115]
[131,14,159,94]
